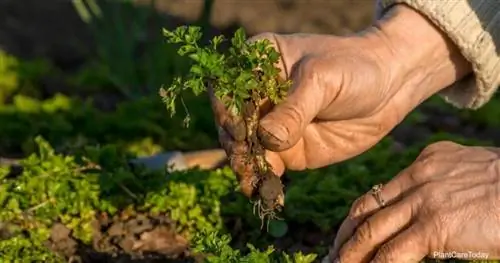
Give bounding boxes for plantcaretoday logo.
[432,251,489,260]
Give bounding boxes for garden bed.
[1,1,500,262]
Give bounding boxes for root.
[242,90,285,230]
[252,199,283,231]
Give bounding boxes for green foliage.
[3,2,500,260]
[284,138,415,230]
[70,0,189,97]
[0,232,64,263]
[0,50,55,103]
[458,95,500,127]
[0,136,245,260]
[192,230,317,263]
[283,132,494,232]
[141,166,239,237]
[0,105,498,262]
[82,144,246,239]
[161,25,291,125]
[0,135,320,261]
[0,50,19,103]
[0,93,216,156]
[125,137,163,157]
[0,137,111,244]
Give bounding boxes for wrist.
[371,4,472,102]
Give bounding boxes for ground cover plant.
[0,136,323,262]
[160,25,291,225]
[0,121,498,263]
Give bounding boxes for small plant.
[192,230,317,263]
[160,26,292,225]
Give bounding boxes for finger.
[218,127,254,197]
[219,124,284,172]
[229,153,256,198]
[371,224,429,263]
[231,150,285,197]
[259,57,330,151]
[329,166,419,259]
[208,83,246,141]
[258,98,273,117]
[337,195,421,263]
[265,150,285,176]
[328,217,358,261]
[220,127,285,197]
[217,127,245,156]
[348,164,427,221]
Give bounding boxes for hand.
[328,141,500,262]
[210,4,472,197]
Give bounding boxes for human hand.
[210,31,401,197]
[211,4,471,197]
[327,141,500,263]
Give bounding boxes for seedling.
[160,26,291,226]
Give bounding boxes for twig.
[119,183,139,200]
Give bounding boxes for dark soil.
[41,211,332,263]
[47,213,196,263]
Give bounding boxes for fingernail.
[333,257,341,263]
[259,120,289,144]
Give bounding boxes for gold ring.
[371,183,386,208]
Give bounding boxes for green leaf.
[159,25,291,128]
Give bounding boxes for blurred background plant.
[70,0,189,98]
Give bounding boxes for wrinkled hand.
[211,4,472,198]
[210,32,413,197]
[327,141,500,262]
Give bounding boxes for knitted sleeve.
[375,0,500,109]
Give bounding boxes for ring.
[371,183,386,208]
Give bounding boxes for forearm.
[374,4,473,106]
[376,0,500,109]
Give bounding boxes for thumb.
[259,60,325,151]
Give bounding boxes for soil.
[47,213,196,263]
[41,210,332,263]
[1,161,334,263]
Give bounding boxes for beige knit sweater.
[376,0,500,109]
